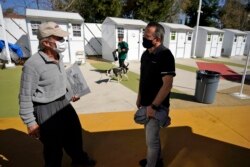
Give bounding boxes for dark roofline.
[3,13,26,19]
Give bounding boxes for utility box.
[75,51,85,65]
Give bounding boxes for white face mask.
[54,40,67,53]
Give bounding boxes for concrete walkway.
[72,62,137,114]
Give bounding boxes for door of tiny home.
[210,34,219,57]
[176,32,186,58]
[216,34,223,57]
[232,35,244,56]
[236,36,243,55]
[184,31,192,58]
[59,23,70,63]
[127,29,140,60]
[240,36,247,55]
[204,33,212,57]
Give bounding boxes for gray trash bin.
[194,70,220,104]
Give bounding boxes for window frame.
[30,21,41,36]
[72,24,82,37]
[171,31,176,41]
[207,34,211,42]
[117,27,124,37]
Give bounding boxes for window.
[72,24,81,37]
[31,21,41,35]
[207,34,211,41]
[219,33,223,42]
[171,31,176,40]
[187,32,192,41]
[118,27,124,36]
[243,36,246,42]
[234,36,237,42]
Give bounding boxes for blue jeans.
[145,118,161,167]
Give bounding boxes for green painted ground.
[90,62,140,93]
[0,66,22,117]
[89,61,185,96]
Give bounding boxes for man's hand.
[146,105,156,118]
[72,96,80,102]
[27,124,40,139]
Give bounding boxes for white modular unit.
[193,26,224,58]
[244,31,250,56]
[26,8,85,64]
[102,17,147,61]
[0,15,30,57]
[222,29,247,57]
[160,22,193,58]
[84,23,102,56]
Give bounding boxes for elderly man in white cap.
[19,22,96,167]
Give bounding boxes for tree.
[73,0,122,23]
[3,8,15,14]
[183,0,221,27]
[123,0,177,22]
[48,0,76,11]
[220,0,250,30]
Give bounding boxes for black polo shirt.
[139,45,176,108]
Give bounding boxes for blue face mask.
[142,37,154,49]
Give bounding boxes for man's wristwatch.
[151,104,159,110]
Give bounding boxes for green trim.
[176,63,198,72]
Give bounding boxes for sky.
[0,0,49,15]
[1,0,227,15]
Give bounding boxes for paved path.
[71,62,137,114]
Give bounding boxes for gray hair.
[38,37,49,50]
[147,22,165,43]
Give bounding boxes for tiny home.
[244,31,250,56]
[0,13,30,58]
[26,8,85,64]
[102,17,147,61]
[160,22,193,58]
[222,29,247,57]
[84,23,102,56]
[193,26,224,58]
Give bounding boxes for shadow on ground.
[90,69,108,74]
[170,92,196,102]
[1,127,250,167]
[221,74,250,85]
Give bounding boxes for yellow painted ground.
[1,106,250,167]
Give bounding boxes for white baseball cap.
[37,21,69,40]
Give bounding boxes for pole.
[239,49,250,95]
[231,48,250,99]
[0,4,15,68]
[192,0,202,58]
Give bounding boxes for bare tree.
[220,0,249,30]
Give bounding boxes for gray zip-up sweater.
[19,51,72,127]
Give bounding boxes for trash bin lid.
[197,70,220,78]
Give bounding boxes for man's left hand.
[146,106,155,118]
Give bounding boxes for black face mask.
[142,37,154,49]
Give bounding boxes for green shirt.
[118,41,129,60]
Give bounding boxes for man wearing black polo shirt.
[136,22,176,167]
